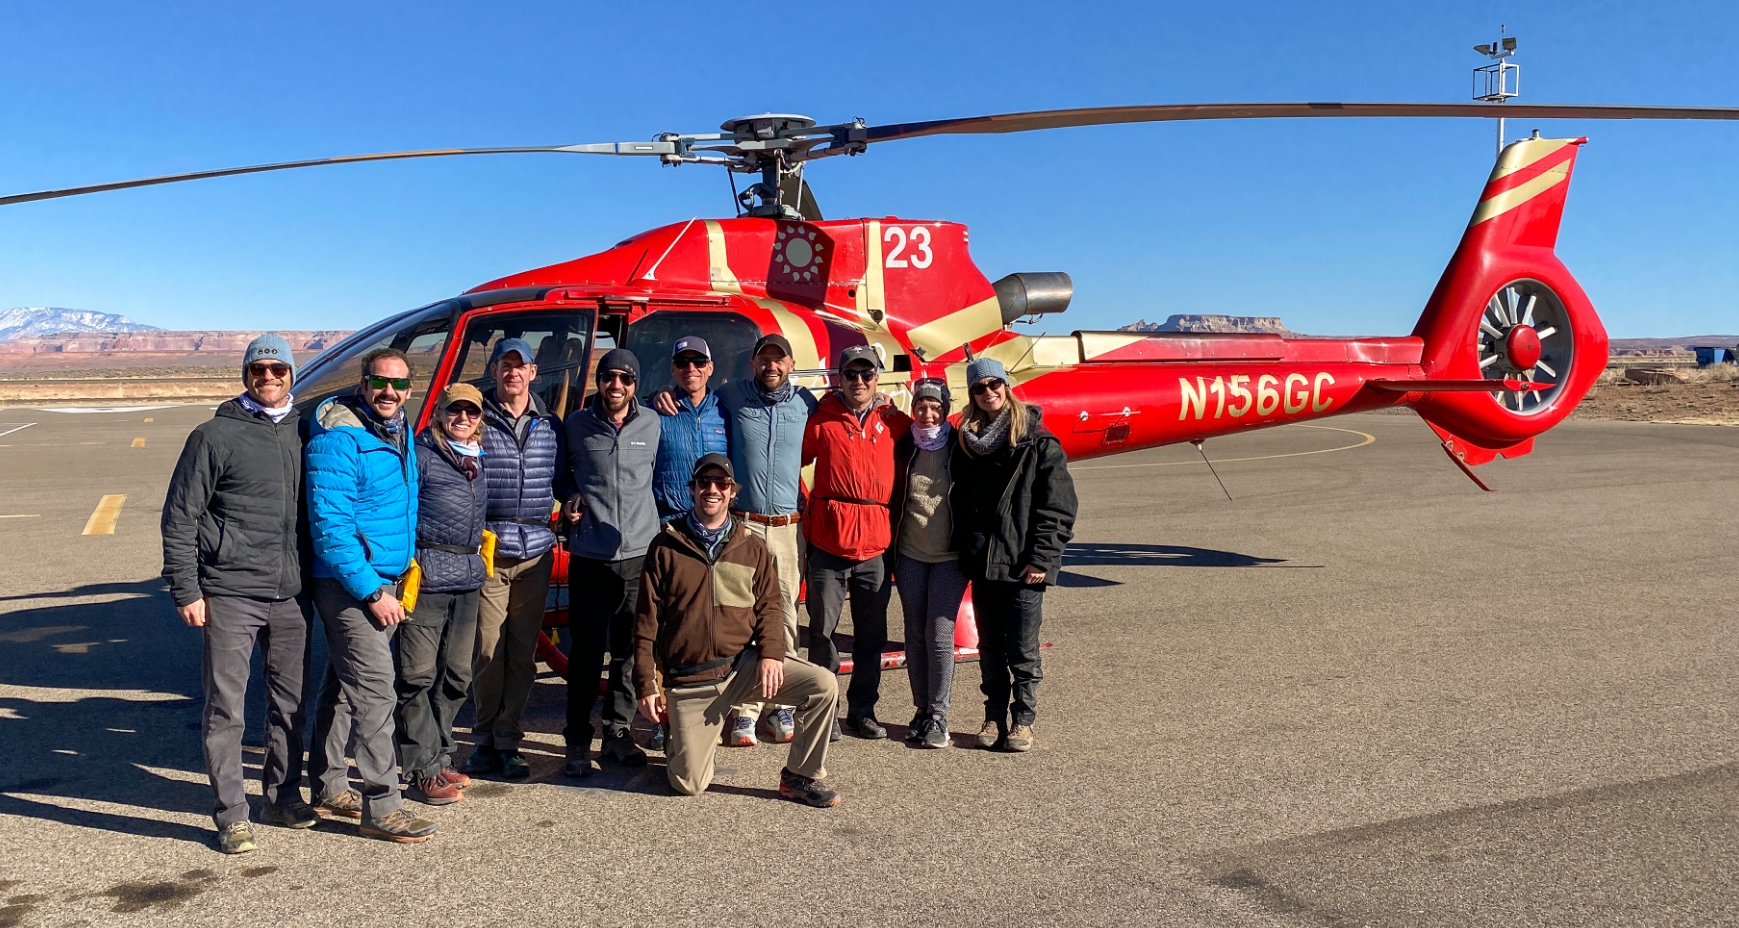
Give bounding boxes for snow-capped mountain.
[0,307,162,342]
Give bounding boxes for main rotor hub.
[721,114,817,141]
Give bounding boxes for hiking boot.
[315,789,363,820]
[829,718,842,743]
[1005,723,1035,753]
[904,713,928,744]
[564,745,592,779]
[217,821,256,854]
[921,717,952,750]
[975,720,1004,751]
[649,722,667,752]
[500,751,531,780]
[438,766,472,789]
[601,730,648,766]
[845,715,887,740]
[359,809,437,844]
[761,708,796,744]
[406,773,463,806]
[464,746,502,776]
[725,713,758,747]
[261,800,318,829]
[778,768,842,808]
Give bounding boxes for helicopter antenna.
[1473,26,1520,156]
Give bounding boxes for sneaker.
[725,713,758,747]
[359,809,438,844]
[601,730,648,767]
[649,723,667,752]
[217,821,256,854]
[904,713,927,743]
[406,773,463,805]
[1005,723,1035,753]
[500,752,531,780]
[761,708,796,744]
[845,715,888,740]
[315,789,363,820]
[438,766,472,789]
[829,718,842,743]
[975,720,1004,751]
[921,718,952,750]
[261,800,318,829]
[564,745,592,779]
[778,768,842,808]
[463,746,502,776]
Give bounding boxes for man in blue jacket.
[651,336,729,522]
[305,348,436,843]
[467,337,567,781]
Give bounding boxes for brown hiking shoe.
[406,773,463,806]
[439,766,472,789]
[975,720,1004,750]
[315,789,363,820]
[360,809,437,843]
[1005,723,1035,752]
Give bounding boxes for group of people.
[161,328,1078,854]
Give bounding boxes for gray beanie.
[912,378,952,416]
[965,357,1008,387]
[242,333,296,381]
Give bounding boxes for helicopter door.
[447,307,599,420]
[621,309,762,395]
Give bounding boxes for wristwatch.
[363,587,384,605]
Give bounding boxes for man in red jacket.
[802,344,912,740]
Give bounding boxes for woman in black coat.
[396,384,490,804]
[950,358,1078,753]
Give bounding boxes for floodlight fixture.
[1475,43,1493,55]
[1502,36,1517,51]
[1472,26,1521,156]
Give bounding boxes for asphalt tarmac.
[1,405,1735,927]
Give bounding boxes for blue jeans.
[895,555,967,722]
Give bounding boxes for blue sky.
[0,1,1734,337]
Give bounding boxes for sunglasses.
[249,363,290,378]
[599,371,637,386]
[840,368,878,383]
[444,404,481,418]
[366,375,412,391]
[673,356,711,369]
[969,379,1006,396]
[691,475,732,489]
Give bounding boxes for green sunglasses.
[365,375,412,391]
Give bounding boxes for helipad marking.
[0,423,36,438]
[0,514,41,520]
[1075,425,1376,470]
[143,417,154,423]
[82,495,126,535]
[38,405,171,414]
[131,437,145,448]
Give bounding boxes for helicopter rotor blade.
[852,102,1739,144]
[0,141,679,207]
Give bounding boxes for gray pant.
[310,579,402,820]
[200,594,312,829]
[805,545,893,721]
[394,589,479,780]
[895,555,967,723]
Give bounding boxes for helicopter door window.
[450,308,598,420]
[621,310,761,396]
[291,302,455,422]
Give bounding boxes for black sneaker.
[904,713,928,744]
[845,715,887,740]
[500,751,531,780]
[600,730,648,767]
[464,746,503,776]
[778,768,841,808]
[830,718,843,743]
[564,745,592,779]
[921,717,952,750]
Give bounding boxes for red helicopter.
[9,101,1738,672]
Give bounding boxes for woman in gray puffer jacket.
[395,384,490,805]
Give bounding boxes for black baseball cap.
[692,452,734,481]
[837,344,882,371]
[672,335,711,360]
[752,333,794,359]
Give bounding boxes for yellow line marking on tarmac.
[144,417,154,422]
[82,495,126,535]
[1076,425,1377,470]
[131,437,145,448]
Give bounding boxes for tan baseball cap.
[438,382,485,411]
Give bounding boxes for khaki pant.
[731,520,801,719]
[666,648,836,796]
[471,551,551,751]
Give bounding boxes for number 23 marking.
[884,226,933,269]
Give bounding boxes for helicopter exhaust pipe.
[993,272,1073,324]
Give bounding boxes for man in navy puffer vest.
[467,338,569,780]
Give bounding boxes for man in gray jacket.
[161,334,315,854]
[560,347,662,776]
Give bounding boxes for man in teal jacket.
[304,347,436,843]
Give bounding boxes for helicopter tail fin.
[1405,136,1609,460]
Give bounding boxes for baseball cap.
[692,452,734,481]
[490,337,536,366]
[596,347,641,380]
[838,344,883,371]
[671,335,711,360]
[242,333,296,379]
[752,333,794,359]
[966,357,1009,386]
[438,383,485,411]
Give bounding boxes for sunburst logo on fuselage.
[773,223,826,282]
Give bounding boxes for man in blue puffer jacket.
[305,347,435,843]
[467,337,569,781]
[651,336,729,522]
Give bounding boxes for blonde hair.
[957,395,1030,451]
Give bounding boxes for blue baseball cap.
[490,337,536,366]
[242,333,296,380]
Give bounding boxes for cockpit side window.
[621,310,762,396]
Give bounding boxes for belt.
[497,517,553,528]
[732,509,801,527]
[420,543,480,555]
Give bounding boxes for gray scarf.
[686,512,732,560]
[963,407,1013,456]
[757,378,796,405]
